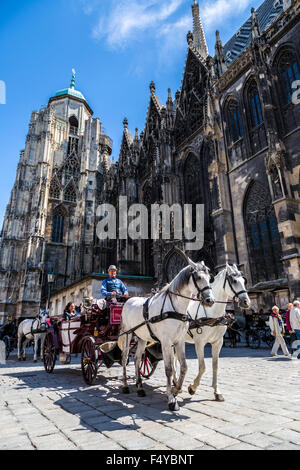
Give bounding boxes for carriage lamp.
[47,273,55,284]
[47,272,55,309]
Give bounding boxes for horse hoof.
[122,387,130,394]
[137,389,146,398]
[22,357,26,361]
[215,394,225,402]
[168,401,180,412]
[188,385,195,396]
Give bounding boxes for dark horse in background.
[226,320,242,348]
[0,319,18,359]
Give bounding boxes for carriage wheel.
[139,351,158,379]
[43,332,56,373]
[81,338,98,385]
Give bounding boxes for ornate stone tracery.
[244,181,283,285]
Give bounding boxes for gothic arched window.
[69,116,78,135]
[64,154,80,183]
[226,100,243,143]
[141,185,154,277]
[244,181,283,285]
[51,206,65,243]
[247,81,263,128]
[64,181,77,203]
[49,177,61,200]
[277,50,300,105]
[245,79,266,155]
[184,153,202,205]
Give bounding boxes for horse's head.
[187,259,215,307]
[224,264,251,309]
[37,310,49,332]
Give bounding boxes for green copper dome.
[55,69,86,102]
[55,87,86,101]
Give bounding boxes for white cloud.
[156,14,191,63]
[82,0,254,69]
[87,0,254,51]
[80,0,101,15]
[92,0,185,48]
[202,0,252,31]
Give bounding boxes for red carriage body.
[43,299,158,385]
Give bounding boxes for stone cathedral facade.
[1,0,300,320]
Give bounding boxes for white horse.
[185,264,251,401]
[118,257,215,412]
[17,310,49,362]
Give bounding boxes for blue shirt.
[101,277,128,298]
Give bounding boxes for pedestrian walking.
[268,306,291,358]
[289,300,300,359]
[285,303,296,353]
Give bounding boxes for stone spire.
[251,7,261,41]
[191,1,209,59]
[215,30,227,77]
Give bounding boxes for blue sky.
[0,0,263,226]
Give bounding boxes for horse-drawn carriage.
[42,255,250,412]
[43,296,159,385]
[0,320,18,359]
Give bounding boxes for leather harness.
[119,271,247,342]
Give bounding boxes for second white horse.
[185,264,251,401]
[17,311,49,362]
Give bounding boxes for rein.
[119,270,242,340]
[119,269,214,340]
[168,290,232,304]
[189,313,235,330]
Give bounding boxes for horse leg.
[188,338,205,396]
[172,341,187,396]
[121,332,132,394]
[212,339,224,402]
[33,336,38,362]
[22,338,29,361]
[134,339,147,397]
[17,334,22,361]
[162,339,179,411]
[40,335,45,361]
[172,353,180,387]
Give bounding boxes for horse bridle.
[223,273,247,303]
[191,270,213,301]
[32,313,48,334]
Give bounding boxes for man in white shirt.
[290,300,300,359]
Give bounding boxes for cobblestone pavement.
[1,345,300,450]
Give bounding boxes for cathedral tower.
[0,72,113,320]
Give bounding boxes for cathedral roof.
[223,0,284,66]
[55,87,86,101]
[50,70,93,114]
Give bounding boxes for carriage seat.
[60,318,82,354]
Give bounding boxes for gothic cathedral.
[1,0,300,320]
